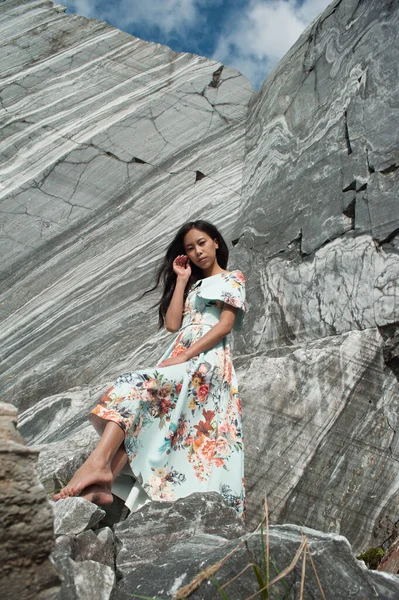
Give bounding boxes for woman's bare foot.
[53,455,113,501]
[80,484,114,506]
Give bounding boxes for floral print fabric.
[89,270,247,516]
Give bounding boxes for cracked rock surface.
[1,0,399,572]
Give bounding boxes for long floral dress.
[89,270,247,517]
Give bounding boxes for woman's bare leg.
[79,446,129,506]
[53,421,125,500]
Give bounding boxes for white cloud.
[66,0,205,36]
[107,0,200,35]
[213,0,331,88]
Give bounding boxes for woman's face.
[183,228,219,271]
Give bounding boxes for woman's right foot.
[53,455,113,501]
[80,484,114,506]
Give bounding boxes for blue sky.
[63,0,331,88]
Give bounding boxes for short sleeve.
[197,270,247,330]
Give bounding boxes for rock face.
[1,0,399,560]
[0,402,60,599]
[230,0,399,549]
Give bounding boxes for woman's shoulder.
[202,269,246,305]
[220,269,246,284]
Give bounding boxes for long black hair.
[150,220,229,328]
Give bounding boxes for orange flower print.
[197,384,209,404]
[184,435,194,447]
[193,433,207,453]
[198,363,209,375]
[224,359,232,384]
[157,382,173,398]
[171,343,187,357]
[198,439,216,463]
[235,271,246,284]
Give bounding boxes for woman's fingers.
[174,254,188,267]
[173,255,191,279]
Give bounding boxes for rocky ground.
[2,400,399,599]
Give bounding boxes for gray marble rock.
[114,491,246,576]
[51,552,115,600]
[52,497,105,536]
[240,328,399,553]
[72,527,115,569]
[38,426,98,496]
[235,0,399,257]
[115,520,399,600]
[0,403,61,599]
[230,0,399,553]
[17,384,105,493]
[368,571,399,599]
[51,527,116,597]
[235,234,399,353]
[18,383,107,445]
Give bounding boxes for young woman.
[54,221,247,517]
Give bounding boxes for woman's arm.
[165,277,188,332]
[164,255,191,332]
[158,304,238,367]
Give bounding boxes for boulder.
[114,497,399,599]
[0,403,60,599]
[52,497,105,536]
[231,0,399,550]
[114,491,246,576]
[51,550,115,600]
[72,527,115,569]
[240,328,399,553]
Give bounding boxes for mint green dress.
[89,270,247,516]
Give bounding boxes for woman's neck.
[201,262,225,278]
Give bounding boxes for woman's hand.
[173,255,191,282]
[158,352,191,368]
